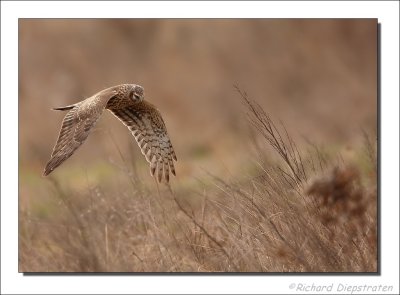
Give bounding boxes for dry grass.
[19,88,377,273]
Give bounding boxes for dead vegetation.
[19,88,377,272]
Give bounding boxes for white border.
[1,1,399,294]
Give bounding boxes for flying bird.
[43,84,177,182]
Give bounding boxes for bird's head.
[129,84,145,102]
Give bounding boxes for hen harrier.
[43,84,177,182]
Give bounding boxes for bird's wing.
[43,90,117,176]
[109,101,177,183]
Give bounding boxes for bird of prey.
[43,84,177,182]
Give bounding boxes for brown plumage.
[43,84,177,183]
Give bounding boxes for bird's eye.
[130,91,139,100]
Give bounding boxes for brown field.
[19,19,377,272]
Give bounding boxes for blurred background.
[19,19,377,183]
[19,20,377,271]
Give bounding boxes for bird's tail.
[52,104,77,111]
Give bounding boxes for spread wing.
[43,90,116,176]
[109,101,177,183]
